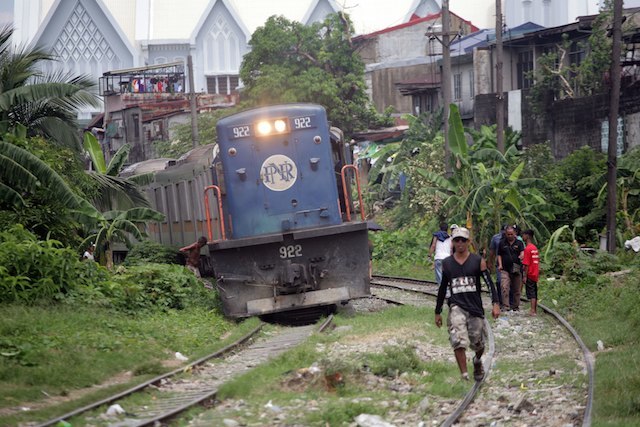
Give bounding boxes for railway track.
[371,274,594,426]
[34,275,593,426]
[36,317,333,427]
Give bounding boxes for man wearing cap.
[435,227,501,381]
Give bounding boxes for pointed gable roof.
[301,0,340,25]
[190,0,251,43]
[404,0,440,22]
[32,0,136,61]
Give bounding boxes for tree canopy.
[240,13,390,136]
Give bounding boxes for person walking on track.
[521,229,540,316]
[429,222,452,285]
[497,225,525,311]
[435,227,501,381]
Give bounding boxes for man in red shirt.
[521,229,540,316]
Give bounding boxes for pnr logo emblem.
[260,154,298,191]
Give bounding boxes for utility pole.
[442,0,452,177]
[495,0,505,153]
[606,0,623,254]
[187,55,199,148]
[425,1,456,176]
[427,1,461,176]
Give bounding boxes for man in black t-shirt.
[435,227,501,381]
[497,225,525,311]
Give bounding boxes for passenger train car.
[137,103,370,319]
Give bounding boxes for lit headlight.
[256,118,289,136]
[274,119,287,132]
[257,121,272,135]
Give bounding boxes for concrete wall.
[517,85,640,158]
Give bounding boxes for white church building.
[9,0,611,123]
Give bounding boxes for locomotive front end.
[209,222,369,318]
[208,104,370,318]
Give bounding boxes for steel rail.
[537,302,594,427]
[35,323,265,427]
[371,278,496,426]
[373,274,594,427]
[38,316,334,427]
[132,315,334,427]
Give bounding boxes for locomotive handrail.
[340,164,366,222]
[204,185,226,241]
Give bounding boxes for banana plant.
[83,132,152,211]
[415,104,553,251]
[594,149,640,233]
[1,125,89,210]
[79,207,165,269]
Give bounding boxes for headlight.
[274,119,287,132]
[256,118,289,136]
[257,121,272,135]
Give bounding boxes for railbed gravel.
[188,294,586,427]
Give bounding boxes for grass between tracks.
[0,305,260,426]
[184,305,466,426]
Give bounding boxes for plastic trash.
[106,404,125,416]
[175,352,188,361]
[597,340,604,351]
[264,400,282,413]
[355,413,396,427]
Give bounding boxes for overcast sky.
[0,1,13,28]
[0,1,496,36]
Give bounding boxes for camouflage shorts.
[446,305,486,352]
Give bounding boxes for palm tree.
[0,125,84,209]
[83,132,152,211]
[79,207,165,269]
[0,26,100,149]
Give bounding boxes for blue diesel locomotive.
[206,103,370,319]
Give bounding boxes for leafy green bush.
[108,264,218,313]
[0,225,98,303]
[123,240,181,265]
[543,240,623,282]
[370,220,432,279]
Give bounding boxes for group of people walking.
[429,222,540,381]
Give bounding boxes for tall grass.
[0,304,259,425]
[539,262,640,426]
